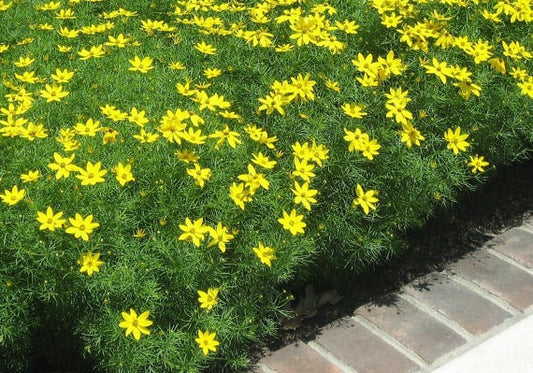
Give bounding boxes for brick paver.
[260,341,343,373]
[255,218,533,373]
[355,296,467,363]
[404,272,513,335]
[447,250,533,311]
[314,317,420,373]
[487,227,533,268]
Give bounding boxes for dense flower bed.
[0,0,531,371]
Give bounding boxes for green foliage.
[0,0,532,371]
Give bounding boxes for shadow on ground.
[262,157,533,351]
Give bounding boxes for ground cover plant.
[0,0,531,371]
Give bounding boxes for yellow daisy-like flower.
[253,241,277,267]
[278,209,306,236]
[75,161,107,186]
[467,154,489,174]
[128,56,154,73]
[194,41,216,55]
[444,127,470,154]
[20,170,41,183]
[195,330,220,355]
[78,251,104,276]
[0,185,25,206]
[342,102,367,119]
[65,214,99,241]
[197,288,219,310]
[36,206,66,231]
[352,184,379,215]
[178,217,209,247]
[113,162,135,186]
[119,309,153,341]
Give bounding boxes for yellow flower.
[15,71,40,84]
[51,68,75,83]
[361,138,381,160]
[48,152,78,179]
[517,77,533,98]
[181,127,207,145]
[14,56,35,68]
[65,213,99,241]
[57,26,79,38]
[195,330,220,355]
[324,78,341,92]
[186,163,212,188]
[39,83,69,102]
[119,309,153,341]
[77,45,105,60]
[421,57,453,84]
[0,185,25,206]
[253,241,277,267]
[342,103,367,119]
[229,182,252,210]
[287,73,316,102]
[75,161,107,185]
[351,53,379,77]
[21,170,41,182]
[453,80,481,100]
[275,43,294,52]
[344,127,369,152]
[128,56,154,73]
[291,181,317,211]
[78,251,104,276]
[36,206,66,231]
[113,162,134,186]
[444,127,470,154]
[197,288,219,310]
[398,122,425,148]
[207,222,234,252]
[175,149,199,164]
[74,118,100,137]
[251,152,277,169]
[133,128,159,143]
[128,107,149,127]
[488,58,506,74]
[352,184,378,215]
[209,125,241,149]
[37,1,61,11]
[238,164,269,193]
[105,33,129,47]
[258,93,286,115]
[278,209,306,236]
[292,158,315,182]
[178,217,209,247]
[168,61,186,70]
[467,155,489,173]
[57,45,72,53]
[203,68,222,79]
[102,127,119,144]
[194,41,216,55]
[55,8,75,19]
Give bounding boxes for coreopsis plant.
[0,0,531,372]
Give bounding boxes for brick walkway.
[253,216,533,373]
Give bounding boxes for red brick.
[404,272,512,335]
[260,341,343,373]
[488,227,533,268]
[355,296,466,363]
[315,317,420,372]
[447,250,533,311]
